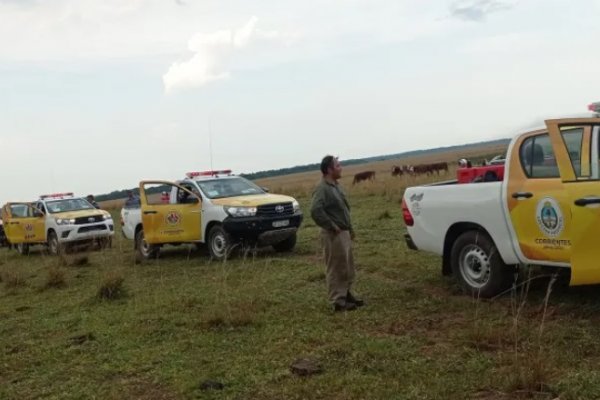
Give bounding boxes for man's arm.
[310,186,339,232]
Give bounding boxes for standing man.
[87,194,100,209]
[310,155,364,312]
[125,190,141,208]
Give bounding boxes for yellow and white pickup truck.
[402,102,600,297]
[120,170,304,262]
[1,192,114,255]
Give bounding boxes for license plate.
[272,220,289,228]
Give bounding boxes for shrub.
[45,266,66,289]
[97,271,126,300]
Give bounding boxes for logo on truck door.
[535,197,564,237]
[165,210,182,226]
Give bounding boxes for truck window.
[560,127,589,179]
[519,133,559,179]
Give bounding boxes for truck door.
[546,119,600,285]
[1,203,46,244]
[139,181,202,244]
[505,128,573,264]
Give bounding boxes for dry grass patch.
[200,300,262,330]
[44,266,66,289]
[1,268,27,289]
[58,253,90,267]
[97,270,126,300]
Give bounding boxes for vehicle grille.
[77,224,107,233]
[256,202,294,217]
[74,215,104,225]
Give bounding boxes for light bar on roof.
[588,102,600,113]
[40,192,74,199]
[186,170,232,178]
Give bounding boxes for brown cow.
[391,166,403,176]
[353,171,376,185]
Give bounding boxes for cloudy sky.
[1,0,600,203]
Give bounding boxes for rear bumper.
[223,212,303,244]
[404,232,418,250]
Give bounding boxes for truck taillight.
[401,197,414,226]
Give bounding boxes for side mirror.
[262,187,270,193]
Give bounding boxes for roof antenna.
[208,113,214,171]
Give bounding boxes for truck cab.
[1,192,114,255]
[124,170,304,262]
[402,103,600,297]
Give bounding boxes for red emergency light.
[186,170,232,178]
[40,192,74,199]
[588,102,600,113]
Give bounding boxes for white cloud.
[162,16,293,93]
[449,0,515,21]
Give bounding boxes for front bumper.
[404,232,418,250]
[222,212,303,244]
[56,221,115,243]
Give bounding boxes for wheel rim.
[139,234,151,257]
[49,235,58,255]
[458,244,491,289]
[211,232,227,258]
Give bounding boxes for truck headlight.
[224,206,257,217]
[292,200,300,213]
[103,214,112,220]
[55,218,75,225]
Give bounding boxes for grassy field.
[4,148,600,399]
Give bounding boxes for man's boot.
[346,291,364,307]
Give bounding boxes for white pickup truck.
[121,170,303,262]
[402,104,600,298]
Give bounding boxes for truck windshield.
[196,177,265,199]
[46,198,94,213]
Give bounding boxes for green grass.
[3,191,600,399]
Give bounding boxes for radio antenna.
[208,113,214,171]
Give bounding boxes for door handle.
[512,192,533,199]
[143,210,157,215]
[9,221,19,225]
[574,197,600,207]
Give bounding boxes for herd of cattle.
[352,161,450,184]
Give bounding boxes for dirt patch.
[115,376,180,400]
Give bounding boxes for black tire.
[135,229,159,263]
[483,171,498,182]
[450,230,514,298]
[47,231,63,256]
[16,243,30,256]
[272,232,297,252]
[207,225,232,261]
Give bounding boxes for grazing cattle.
[409,161,449,176]
[391,165,403,176]
[353,170,376,185]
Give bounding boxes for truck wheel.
[450,230,514,298]
[16,243,30,256]
[47,231,63,256]
[208,225,231,261]
[135,229,159,263]
[272,233,297,252]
